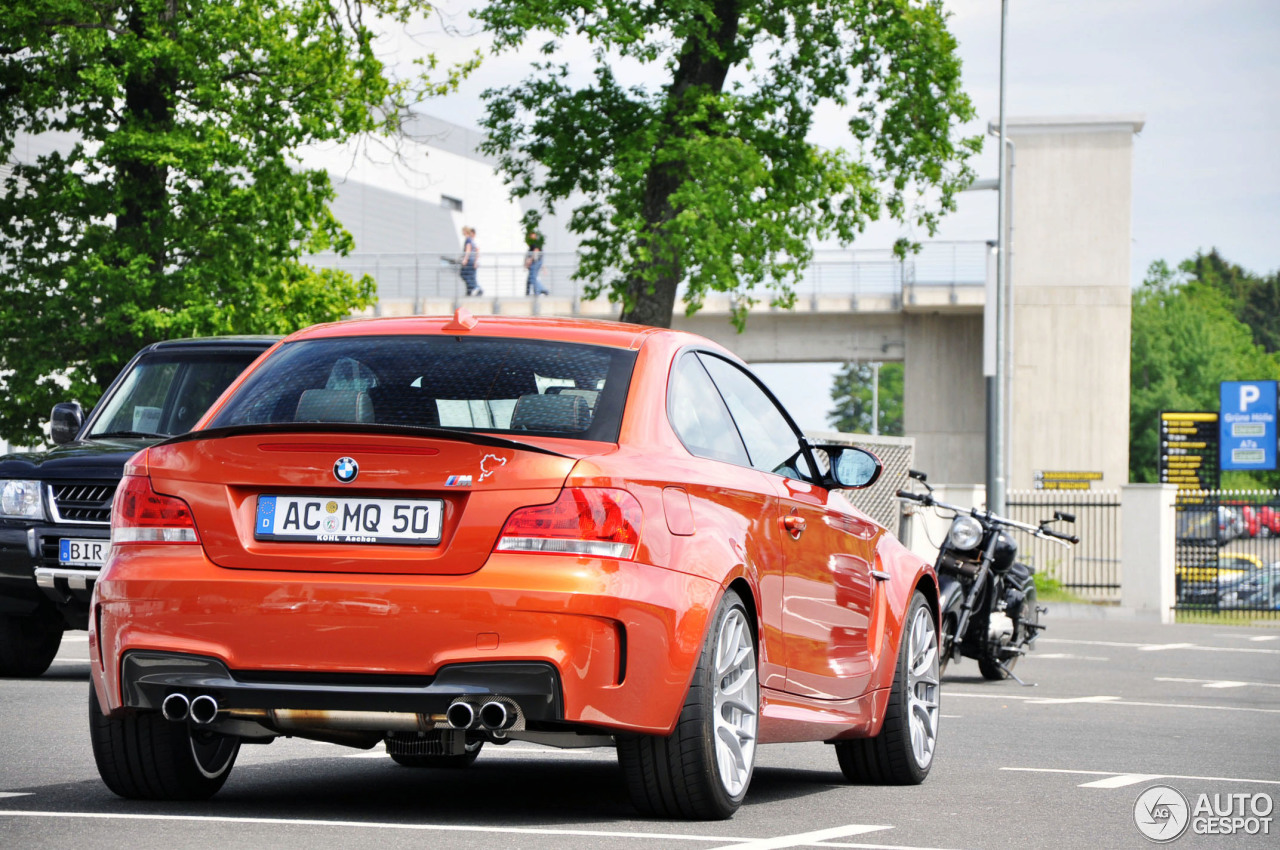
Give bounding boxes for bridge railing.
[308,240,988,312]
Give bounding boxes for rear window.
[207,335,636,442]
[88,351,263,438]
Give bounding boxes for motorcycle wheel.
[938,612,958,676]
[978,587,1038,680]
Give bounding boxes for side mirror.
[817,445,883,490]
[50,402,84,445]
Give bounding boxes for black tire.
[979,645,1012,680]
[836,591,939,785]
[938,612,958,676]
[0,609,63,677]
[390,738,483,768]
[89,687,239,800]
[617,588,758,820]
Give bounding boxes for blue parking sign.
[1220,381,1277,470]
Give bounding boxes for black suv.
[0,336,277,676]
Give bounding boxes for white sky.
[371,0,1280,431]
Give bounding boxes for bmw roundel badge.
[333,457,359,483]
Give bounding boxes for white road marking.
[1002,767,1280,787]
[708,824,891,849]
[1027,653,1110,661]
[0,811,737,842]
[0,811,934,848]
[1076,774,1164,789]
[947,691,1280,714]
[60,635,89,643]
[1252,635,1280,642]
[0,793,32,799]
[1155,676,1280,689]
[1039,638,1280,655]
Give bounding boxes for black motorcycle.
[898,470,1078,683]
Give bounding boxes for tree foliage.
[828,360,903,435]
[0,0,459,443]
[1129,258,1280,484]
[1183,249,1280,355]
[475,0,979,329]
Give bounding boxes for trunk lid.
[146,431,592,575]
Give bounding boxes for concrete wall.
[1005,117,1141,492]
[903,313,987,485]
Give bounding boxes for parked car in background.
[1230,503,1280,538]
[0,337,277,676]
[1176,551,1266,604]
[1218,563,1280,610]
[88,312,939,819]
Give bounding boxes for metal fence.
[307,241,988,310]
[1005,489,1122,602]
[1174,489,1280,620]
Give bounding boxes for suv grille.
[50,483,116,524]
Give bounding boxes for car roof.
[141,336,281,353]
[282,313,696,352]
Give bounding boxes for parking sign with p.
[1220,380,1278,470]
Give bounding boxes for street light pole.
[986,0,1010,515]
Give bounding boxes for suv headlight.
[0,479,44,519]
[947,515,984,551]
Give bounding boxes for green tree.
[476,0,979,329]
[1129,260,1280,483]
[0,0,464,444]
[1183,249,1280,355]
[828,361,903,435]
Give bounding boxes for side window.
[668,353,750,466]
[698,354,812,479]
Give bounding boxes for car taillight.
[496,488,642,560]
[111,474,199,545]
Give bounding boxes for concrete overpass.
[327,115,1142,492]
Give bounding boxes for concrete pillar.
[1121,483,1177,623]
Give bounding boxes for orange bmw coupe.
[88,312,940,819]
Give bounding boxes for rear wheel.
[617,588,758,820]
[89,687,239,799]
[836,591,939,784]
[0,609,63,677]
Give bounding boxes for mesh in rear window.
[208,335,636,442]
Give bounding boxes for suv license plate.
[59,538,109,567]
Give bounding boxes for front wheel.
[89,687,239,799]
[0,609,63,677]
[836,591,939,784]
[617,587,758,820]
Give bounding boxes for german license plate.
[59,538,109,567]
[254,495,443,545]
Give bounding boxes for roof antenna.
[443,307,479,332]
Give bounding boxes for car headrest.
[295,389,373,423]
[510,393,591,432]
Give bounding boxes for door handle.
[782,515,807,539]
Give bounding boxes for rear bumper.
[91,545,721,736]
[121,650,562,719]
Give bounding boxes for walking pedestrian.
[525,231,548,296]
[459,226,481,296]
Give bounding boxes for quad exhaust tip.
[479,701,515,731]
[161,693,190,722]
[189,694,219,725]
[445,701,476,730]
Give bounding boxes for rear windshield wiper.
[159,422,572,458]
[90,430,167,439]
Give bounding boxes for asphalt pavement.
[1,613,1277,849]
